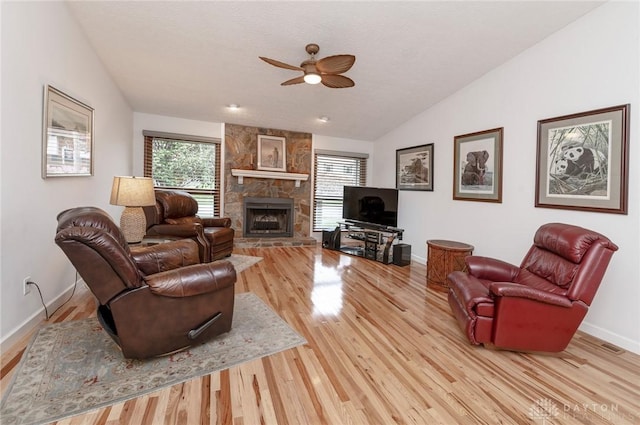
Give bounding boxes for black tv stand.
[330,221,405,264]
[342,219,403,237]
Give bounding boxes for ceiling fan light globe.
[304,73,322,85]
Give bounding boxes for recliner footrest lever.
[188,312,222,340]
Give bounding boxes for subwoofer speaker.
[322,227,341,250]
[322,230,332,248]
[393,243,411,266]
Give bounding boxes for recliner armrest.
[489,282,572,307]
[466,256,520,281]
[447,271,493,315]
[201,217,232,228]
[131,239,200,275]
[147,222,205,237]
[144,260,236,298]
[146,222,211,262]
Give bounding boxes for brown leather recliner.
[447,223,618,353]
[143,190,234,262]
[55,206,236,359]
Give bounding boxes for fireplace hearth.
[243,197,294,238]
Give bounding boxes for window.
[313,150,368,231]
[143,131,221,217]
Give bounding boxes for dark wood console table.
[426,239,474,291]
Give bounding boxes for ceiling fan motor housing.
[301,61,319,74]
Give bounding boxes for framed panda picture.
[535,104,630,214]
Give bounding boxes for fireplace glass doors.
[243,197,294,238]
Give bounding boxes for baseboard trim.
[412,254,426,265]
[578,321,640,355]
[0,280,82,353]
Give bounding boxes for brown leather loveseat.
[143,190,234,262]
[447,223,618,353]
[55,206,236,359]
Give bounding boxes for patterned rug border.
[0,292,305,425]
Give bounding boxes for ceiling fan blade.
[316,55,355,74]
[281,76,305,86]
[321,74,355,88]
[259,56,303,71]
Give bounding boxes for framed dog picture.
[396,144,434,191]
[453,127,503,202]
[535,104,629,214]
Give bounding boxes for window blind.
[143,133,221,217]
[313,151,368,231]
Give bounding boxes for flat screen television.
[342,186,398,228]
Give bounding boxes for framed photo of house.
[535,104,630,214]
[42,85,94,178]
[453,127,503,202]
[257,135,286,172]
[396,144,434,191]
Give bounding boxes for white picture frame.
[257,135,286,172]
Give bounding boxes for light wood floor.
[2,246,639,424]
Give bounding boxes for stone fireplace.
[224,123,313,241]
[243,197,294,238]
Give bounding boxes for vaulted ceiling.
[66,1,603,141]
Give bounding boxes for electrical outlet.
[23,276,31,296]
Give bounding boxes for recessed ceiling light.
[318,116,330,123]
[227,104,240,110]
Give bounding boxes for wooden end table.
[426,239,474,292]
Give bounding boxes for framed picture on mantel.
[257,135,286,172]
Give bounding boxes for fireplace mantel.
[231,169,309,187]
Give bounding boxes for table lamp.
[109,176,156,243]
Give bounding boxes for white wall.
[373,2,640,353]
[0,2,132,345]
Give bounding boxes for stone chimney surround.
[224,123,313,240]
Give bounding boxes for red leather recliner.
[447,223,618,352]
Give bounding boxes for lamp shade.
[110,176,155,207]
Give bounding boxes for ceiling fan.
[259,43,355,88]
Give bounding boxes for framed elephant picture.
[453,127,503,203]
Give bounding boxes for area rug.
[221,254,263,273]
[0,292,305,425]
